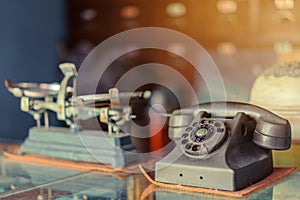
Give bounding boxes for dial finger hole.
[182,133,189,138]
[214,122,221,127]
[185,143,192,150]
[192,144,201,151]
[181,139,188,145]
[217,127,225,133]
[193,122,200,127]
[186,127,193,132]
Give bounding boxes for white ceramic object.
[250,61,300,141]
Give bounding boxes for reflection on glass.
[273,174,300,200]
[152,185,274,199]
[0,156,141,199]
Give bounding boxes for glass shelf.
[0,155,299,200]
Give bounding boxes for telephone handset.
[155,101,292,191]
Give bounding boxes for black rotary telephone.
[155,102,291,191]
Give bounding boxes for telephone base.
[19,127,137,168]
[155,146,273,191]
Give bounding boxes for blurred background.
[0,0,66,141]
[1,0,299,143]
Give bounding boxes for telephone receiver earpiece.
[179,102,291,150]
